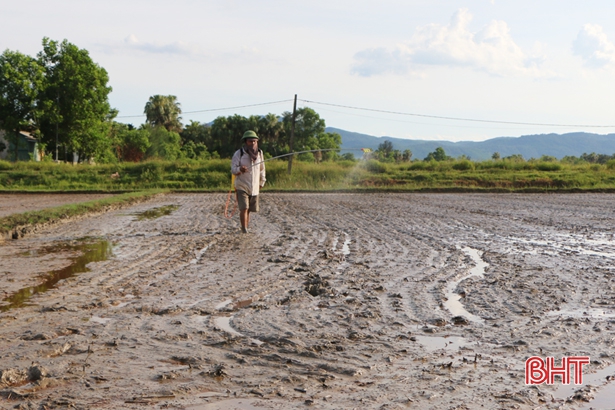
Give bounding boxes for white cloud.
[99,34,267,65]
[123,34,197,56]
[352,9,546,78]
[572,24,615,68]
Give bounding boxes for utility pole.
[55,122,58,162]
[55,91,59,162]
[287,94,297,175]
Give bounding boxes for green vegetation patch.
[134,204,179,220]
[3,155,615,194]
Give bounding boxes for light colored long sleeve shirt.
[231,148,266,196]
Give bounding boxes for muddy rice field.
[0,194,115,218]
[1,193,615,410]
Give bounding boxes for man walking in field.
[231,130,266,233]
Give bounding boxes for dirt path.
[1,193,615,409]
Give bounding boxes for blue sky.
[3,0,615,141]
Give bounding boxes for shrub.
[434,161,453,171]
[336,160,357,168]
[590,164,603,172]
[452,160,474,171]
[408,161,428,171]
[297,152,315,162]
[137,162,164,183]
[199,159,230,174]
[362,159,388,174]
[535,162,562,171]
[410,160,440,171]
[477,160,507,170]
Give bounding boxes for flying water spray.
[224,148,370,218]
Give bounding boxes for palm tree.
[257,113,284,155]
[144,95,182,132]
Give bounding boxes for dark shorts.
[236,190,259,212]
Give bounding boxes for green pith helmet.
[241,130,259,140]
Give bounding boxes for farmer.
[231,130,266,233]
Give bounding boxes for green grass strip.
[3,158,615,193]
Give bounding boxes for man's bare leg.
[240,209,250,232]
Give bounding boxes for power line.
[309,104,539,131]
[115,96,615,128]
[299,99,615,128]
[115,99,293,119]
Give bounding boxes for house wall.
[0,130,41,161]
[0,130,8,160]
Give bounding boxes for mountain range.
[329,127,615,161]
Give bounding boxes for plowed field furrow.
[4,193,615,409]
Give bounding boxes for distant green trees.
[111,123,150,162]
[113,104,343,163]
[0,36,342,163]
[373,140,412,163]
[11,39,615,167]
[144,95,182,132]
[0,49,44,160]
[179,120,212,160]
[425,147,451,161]
[0,38,113,162]
[37,38,113,162]
[282,107,341,161]
[580,152,614,164]
[195,108,341,162]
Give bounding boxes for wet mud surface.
[2,193,615,409]
[0,194,114,218]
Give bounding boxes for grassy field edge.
[3,158,615,193]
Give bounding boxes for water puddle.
[501,234,615,260]
[341,236,351,256]
[547,307,615,319]
[213,316,263,346]
[0,239,113,312]
[413,335,476,352]
[443,247,488,325]
[332,233,351,274]
[331,232,351,256]
[185,297,210,309]
[190,245,210,264]
[187,398,272,410]
[554,363,615,406]
[214,297,263,345]
[133,205,179,220]
[579,370,615,409]
[89,316,112,325]
[215,299,233,310]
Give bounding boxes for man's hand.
[240,166,248,173]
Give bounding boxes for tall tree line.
[1,38,341,163]
[0,38,112,162]
[134,97,342,162]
